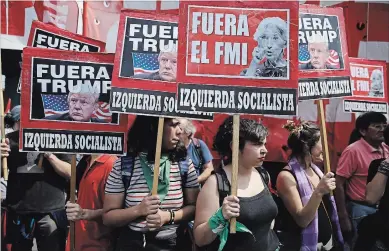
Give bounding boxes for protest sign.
[28,21,106,52]
[177,84,296,115]
[20,47,128,155]
[17,21,107,93]
[298,5,352,100]
[111,10,212,120]
[343,57,388,114]
[176,1,299,116]
[111,87,213,119]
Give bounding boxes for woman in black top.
[194,117,280,251]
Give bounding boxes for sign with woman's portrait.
[176,1,299,116]
[343,57,388,114]
[181,5,293,81]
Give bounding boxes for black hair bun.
[4,113,15,128]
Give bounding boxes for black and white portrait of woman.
[369,69,384,97]
[241,17,288,78]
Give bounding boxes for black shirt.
[367,158,389,223]
[223,169,280,251]
[5,131,71,214]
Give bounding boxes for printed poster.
[298,5,352,101]
[177,1,299,116]
[18,21,106,93]
[111,10,212,120]
[20,47,128,155]
[343,57,388,114]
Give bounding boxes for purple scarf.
[288,158,344,251]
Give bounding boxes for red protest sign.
[176,1,299,116]
[18,21,106,93]
[298,5,353,101]
[27,20,106,52]
[343,58,388,114]
[20,47,128,155]
[110,10,212,120]
[298,5,350,78]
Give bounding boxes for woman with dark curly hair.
[276,121,344,251]
[193,117,280,251]
[103,116,200,251]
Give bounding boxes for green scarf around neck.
[139,153,171,202]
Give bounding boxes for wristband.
[168,210,175,225]
[378,161,389,176]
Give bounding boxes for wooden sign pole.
[152,117,165,195]
[0,60,8,181]
[38,155,44,168]
[317,100,332,194]
[69,155,77,251]
[229,114,240,233]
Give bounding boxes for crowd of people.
[1,107,388,251]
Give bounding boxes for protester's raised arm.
[277,170,335,228]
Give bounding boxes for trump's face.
[68,93,98,122]
[158,52,177,82]
[308,42,329,69]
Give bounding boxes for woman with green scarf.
[103,116,200,251]
[194,117,280,251]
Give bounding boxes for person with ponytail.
[276,120,344,251]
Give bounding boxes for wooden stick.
[152,117,165,195]
[69,155,77,251]
[317,100,332,195]
[0,62,8,181]
[38,155,44,168]
[230,114,240,234]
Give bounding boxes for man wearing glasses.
[334,112,389,249]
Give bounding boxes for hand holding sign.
[252,46,266,64]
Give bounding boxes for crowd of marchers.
[1,107,388,251]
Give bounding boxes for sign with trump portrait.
[176,1,299,116]
[111,10,213,120]
[298,5,352,101]
[20,47,128,155]
[343,57,388,114]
